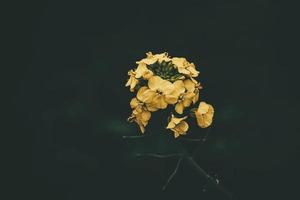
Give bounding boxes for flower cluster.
[126,52,214,138]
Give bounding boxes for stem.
[185,156,234,200]
[162,156,183,191]
[135,153,183,159]
[123,135,147,139]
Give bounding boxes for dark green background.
[14,0,299,199]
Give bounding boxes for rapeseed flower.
[126,52,214,137]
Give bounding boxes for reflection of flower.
[195,102,214,128]
[126,52,214,136]
[166,115,189,138]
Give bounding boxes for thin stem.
[122,135,147,139]
[192,126,212,157]
[185,156,234,200]
[135,153,183,159]
[162,156,184,191]
[201,126,212,142]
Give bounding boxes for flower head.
[166,115,189,138]
[126,52,213,136]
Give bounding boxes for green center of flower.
[147,61,183,82]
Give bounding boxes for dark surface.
[12,0,299,199]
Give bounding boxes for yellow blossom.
[183,78,202,104]
[125,70,139,92]
[195,102,214,128]
[172,57,199,77]
[136,52,171,65]
[128,105,151,133]
[136,86,159,112]
[166,115,189,138]
[135,63,153,80]
[175,92,195,114]
[140,76,178,109]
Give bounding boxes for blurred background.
[12,0,299,199]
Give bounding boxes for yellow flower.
[183,78,202,104]
[136,52,171,65]
[135,63,153,80]
[125,70,139,92]
[152,52,171,63]
[186,63,199,77]
[128,103,151,133]
[140,76,179,109]
[166,115,189,138]
[172,57,199,77]
[136,86,159,112]
[195,102,214,128]
[175,92,195,114]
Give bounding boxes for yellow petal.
[166,121,176,129]
[154,52,171,63]
[164,94,178,105]
[146,103,159,112]
[177,121,189,133]
[182,98,192,107]
[137,57,157,65]
[172,57,186,68]
[187,65,199,77]
[142,70,153,80]
[152,95,168,109]
[141,110,151,122]
[175,102,184,114]
[172,80,185,97]
[197,102,210,114]
[130,98,139,109]
[195,102,214,128]
[192,91,199,104]
[178,67,190,75]
[183,79,196,92]
[172,115,187,124]
[142,89,157,103]
[174,131,180,138]
[148,76,164,91]
[138,123,145,133]
[135,63,148,78]
[136,86,148,102]
[160,79,174,95]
